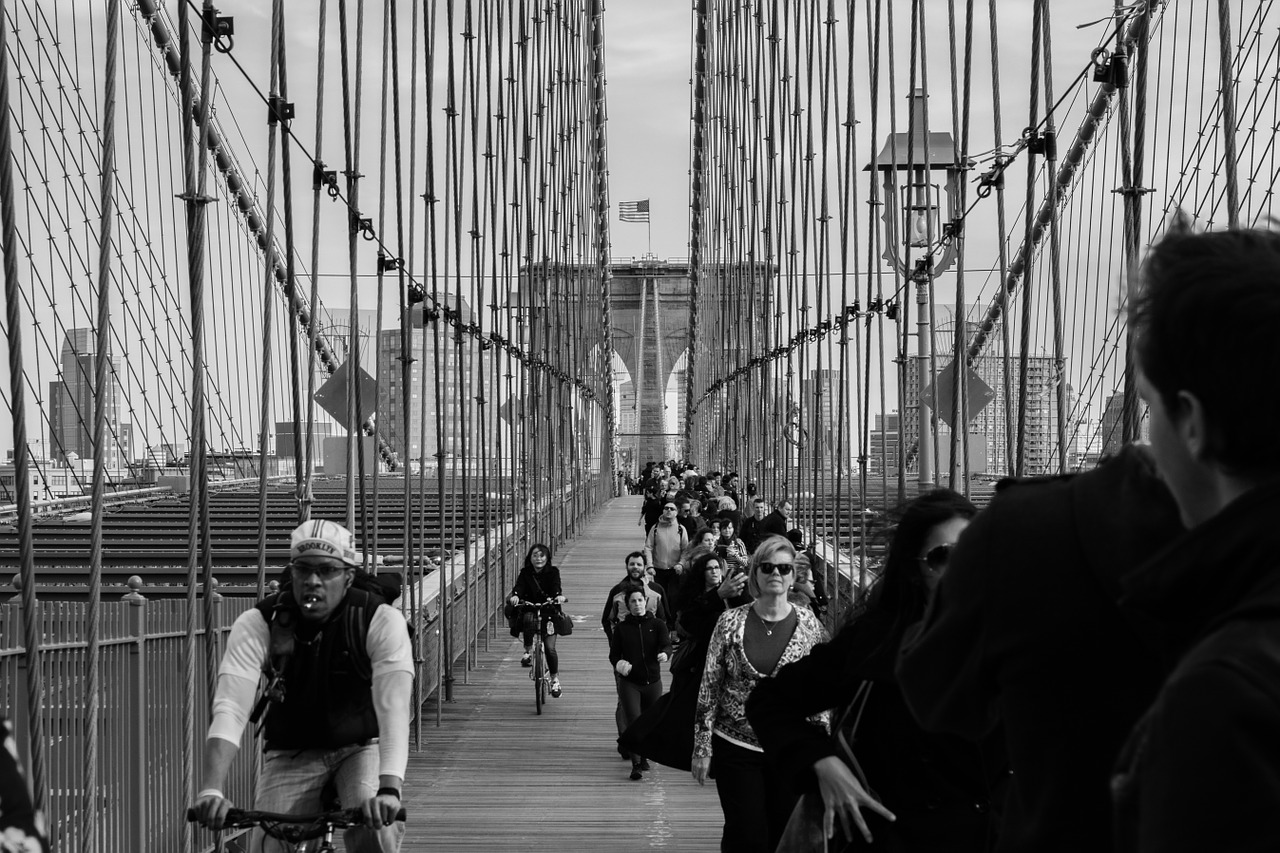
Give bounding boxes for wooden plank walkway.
[400,496,724,851]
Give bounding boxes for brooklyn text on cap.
[290,519,359,566]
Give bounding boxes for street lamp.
[867,88,966,489]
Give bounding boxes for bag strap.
[249,598,298,729]
[832,681,876,793]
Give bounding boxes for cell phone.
[715,543,728,557]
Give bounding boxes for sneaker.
[639,759,651,771]
[629,767,643,781]
[550,677,562,698]
[521,653,532,667]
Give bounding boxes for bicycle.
[514,599,561,715]
[187,806,407,853]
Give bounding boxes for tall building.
[47,328,132,466]
[375,297,490,468]
[902,311,1078,477]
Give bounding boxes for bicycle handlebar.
[187,806,407,839]
[513,599,565,607]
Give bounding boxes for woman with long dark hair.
[507,543,567,698]
[748,489,1006,851]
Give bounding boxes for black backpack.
[248,570,405,731]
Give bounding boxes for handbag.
[550,608,574,636]
[668,635,700,675]
[776,681,885,853]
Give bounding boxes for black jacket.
[510,565,563,605]
[896,446,1183,852]
[1112,481,1280,853]
[609,613,672,686]
[751,611,1006,852]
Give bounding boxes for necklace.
[752,607,789,636]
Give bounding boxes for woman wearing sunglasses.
[747,489,1006,852]
[692,535,829,853]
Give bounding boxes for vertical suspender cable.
[688,0,708,462]
[1041,2,1068,474]
[0,0,48,817]
[302,0,331,523]
[276,2,306,520]
[1015,0,1043,476]
[987,0,1014,476]
[85,0,123,844]
[256,0,284,589]
[1217,0,1241,227]
[371,0,393,567]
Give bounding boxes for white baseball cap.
[290,519,359,566]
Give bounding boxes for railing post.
[124,576,147,853]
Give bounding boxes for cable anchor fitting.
[314,163,339,198]
[1026,129,1058,159]
[1091,47,1129,88]
[202,11,235,53]
[268,97,295,126]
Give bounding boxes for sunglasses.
[757,561,795,576]
[918,544,955,572]
[289,562,347,579]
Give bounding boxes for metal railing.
[0,591,254,853]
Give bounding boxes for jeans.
[617,677,662,762]
[521,629,559,674]
[254,742,404,853]
[710,736,796,853]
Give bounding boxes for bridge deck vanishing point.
[400,496,723,851]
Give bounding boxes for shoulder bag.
[776,681,889,853]
[529,570,573,636]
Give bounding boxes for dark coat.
[601,578,669,641]
[896,446,1184,852]
[1112,482,1280,853]
[510,565,563,604]
[750,611,1006,853]
[610,613,672,687]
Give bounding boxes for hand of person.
[656,652,668,663]
[691,755,711,786]
[615,660,632,676]
[190,790,233,831]
[812,755,896,843]
[508,595,519,606]
[554,595,567,604]
[362,788,402,831]
[717,572,746,600]
[673,563,683,575]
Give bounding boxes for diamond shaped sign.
[922,360,995,428]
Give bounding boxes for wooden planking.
[401,496,725,851]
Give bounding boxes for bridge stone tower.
[609,261,691,465]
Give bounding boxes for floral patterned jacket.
[694,603,828,757]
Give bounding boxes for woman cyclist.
[508,543,567,698]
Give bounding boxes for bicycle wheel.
[533,636,545,714]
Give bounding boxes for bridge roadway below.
[401,495,723,850]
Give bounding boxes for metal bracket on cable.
[202,11,235,53]
[377,253,400,273]
[351,212,376,241]
[1026,130,1058,159]
[314,163,340,198]
[267,97,295,126]
[1091,47,1129,88]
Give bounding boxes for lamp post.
[868,89,964,489]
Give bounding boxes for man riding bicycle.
[190,519,414,852]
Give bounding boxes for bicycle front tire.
[534,638,546,714]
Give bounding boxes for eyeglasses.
[663,506,678,512]
[289,562,347,579]
[918,544,955,573]
[757,561,794,576]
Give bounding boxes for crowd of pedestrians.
[604,226,1280,853]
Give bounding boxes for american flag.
[619,199,650,223]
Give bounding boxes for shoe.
[550,677,562,698]
[639,759,651,771]
[629,768,643,781]
[520,653,532,667]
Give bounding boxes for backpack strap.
[342,587,378,683]
[249,593,297,729]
